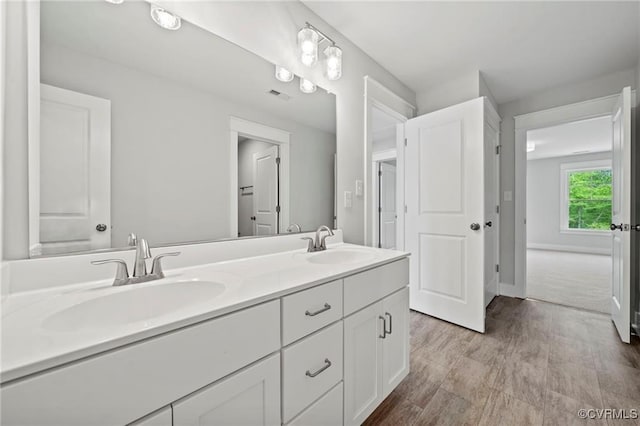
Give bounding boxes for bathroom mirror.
[33,1,336,257]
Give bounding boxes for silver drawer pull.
[305,359,332,378]
[305,303,331,317]
[379,316,387,339]
[385,312,393,335]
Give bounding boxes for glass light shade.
[150,5,181,30]
[527,141,536,152]
[324,45,342,80]
[299,78,317,94]
[275,65,294,82]
[297,27,319,67]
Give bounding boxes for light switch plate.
[355,180,363,197]
[503,191,512,202]
[344,191,353,208]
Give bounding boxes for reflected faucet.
[286,224,302,233]
[133,238,152,277]
[301,225,335,252]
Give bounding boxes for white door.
[252,145,279,236]
[172,354,280,426]
[344,301,384,426]
[611,86,632,344]
[38,84,111,256]
[379,162,397,249]
[381,287,409,398]
[405,97,486,333]
[484,121,500,307]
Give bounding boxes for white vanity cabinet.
[172,354,281,426]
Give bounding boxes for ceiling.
[526,116,612,160]
[304,1,639,104]
[41,1,336,134]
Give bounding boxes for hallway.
[364,297,640,425]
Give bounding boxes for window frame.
[559,159,612,234]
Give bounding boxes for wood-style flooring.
[527,249,611,314]
[363,297,640,426]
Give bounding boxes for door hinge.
[404,205,408,213]
[496,264,500,273]
[496,205,500,214]
[496,145,501,155]
[275,157,281,165]
[404,138,407,147]
[378,170,382,177]
[378,207,382,213]
[276,205,281,213]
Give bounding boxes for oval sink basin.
[43,281,225,332]
[305,249,376,265]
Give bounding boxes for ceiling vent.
[267,89,291,101]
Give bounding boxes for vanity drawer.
[282,321,343,423]
[287,382,343,426]
[344,258,409,316]
[282,279,343,345]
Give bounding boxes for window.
[561,161,612,232]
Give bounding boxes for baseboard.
[499,282,526,299]
[527,243,611,256]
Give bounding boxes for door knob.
[250,216,256,221]
[484,221,493,228]
[470,223,481,231]
[610,223,623,231]
[96,224,107,232]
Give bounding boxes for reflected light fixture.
[275,65,294,82]
[297,22,343,80]
[105,0,125,4]
[299,78,317,94]
[150,4,182,30]
[324,45,342,81]
[527,141,536,152]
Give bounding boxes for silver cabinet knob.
[470,223,481,231]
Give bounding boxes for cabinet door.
[344,301,384,426]
[172,354,280,426]
[382,287,410,397]
[128,407,172,426]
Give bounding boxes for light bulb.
[150,5,181,30]
[324,45,342,81]
[275,65,294,82]
[297,27,318,68]
[105,0,124,4]
[299,78,317,94]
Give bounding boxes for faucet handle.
[301,237,315,252]
[91,259,130,286]
[150,252,181,278]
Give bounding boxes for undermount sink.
[303,248,376,265]
[43,280,226,332]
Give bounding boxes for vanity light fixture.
[275,65,294,82]
[150,4,182,31]
[299,78,317,94]
[297,22,343,80]
[527,141,536,152]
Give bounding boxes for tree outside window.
[566,168,612,230]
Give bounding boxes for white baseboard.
[499,282,526,299]
[527,243,611,256]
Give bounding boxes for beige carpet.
[527,249,611,314]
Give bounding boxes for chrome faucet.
[91,236,181,286]
[301,226,335,252]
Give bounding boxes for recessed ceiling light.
[150,4,181,31]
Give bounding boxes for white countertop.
[1,243,408,384]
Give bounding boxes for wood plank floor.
[363,297,640,426]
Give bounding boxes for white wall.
[237,139,273,238]
[40,43,335,249]
[416,70,497,115]
[498,68,637,285]
[527,152,612,254]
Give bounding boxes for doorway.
[525,116,613,313]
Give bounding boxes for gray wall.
[416,71,497,115]
[527,152,612,254]
[39,43,335,249]
[498,68,637,285]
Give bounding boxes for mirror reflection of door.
[38,84,111,256]
[378,160,397,249]
[238,138,279,237]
